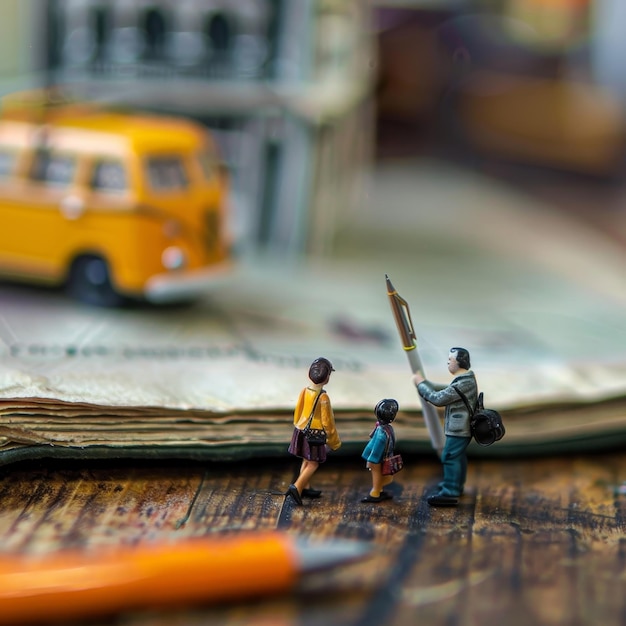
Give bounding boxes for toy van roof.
[0,94,212,157]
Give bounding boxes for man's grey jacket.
[417,371,477,437]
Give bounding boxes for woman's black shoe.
[302,488,322,498]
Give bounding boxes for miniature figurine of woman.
[287,357,341,505]
[361,398,399,503]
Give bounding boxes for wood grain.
[0,452,625,625]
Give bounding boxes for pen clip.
[394,292,416,346]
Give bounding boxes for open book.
[1,160,625,465]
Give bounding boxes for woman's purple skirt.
[288,428,327,463]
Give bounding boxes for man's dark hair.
[450,347,471,370]
[308,357,334,384]
[375,398,399,424]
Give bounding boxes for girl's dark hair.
[450,347,471,370]
[374,398,399,424]
[308,357,334,384]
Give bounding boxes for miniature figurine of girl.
[287,357,341,505]
[361,398,399,503]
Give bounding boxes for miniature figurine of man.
[413,347,477,507]
[361,398,399,503]
[287,357,341,505]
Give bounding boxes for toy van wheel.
[67,255,127,307]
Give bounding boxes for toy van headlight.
[161,246,187,270]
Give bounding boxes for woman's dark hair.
[308,357,334,384]
[374,398,399,424]
[450,347,471,370]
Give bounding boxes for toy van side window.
[91,159,127,192]
[29,151,76,187]
[145,156,188,191]
[0,148,16,179]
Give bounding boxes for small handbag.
[302,390,327,446]
[381,425,403,475]
[382,454,404,476]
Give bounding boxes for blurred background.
[1,0,625,265]
[373,0,626,248]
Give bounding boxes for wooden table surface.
[0,451,625,626]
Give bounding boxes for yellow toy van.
[0,92,231,306]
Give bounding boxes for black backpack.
[453,385,505,446]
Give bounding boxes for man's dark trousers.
[439,435,472,496]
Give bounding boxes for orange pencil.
[0,531,370,624]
